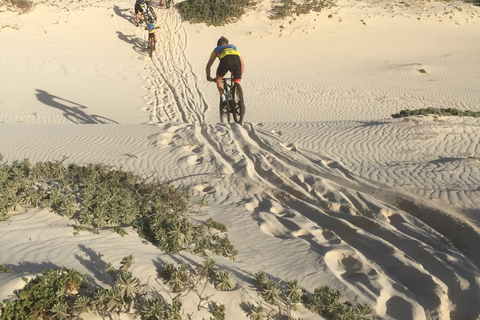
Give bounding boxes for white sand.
[1,0,480,319]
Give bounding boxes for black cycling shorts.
[135,3,144,14]
[216,55,242,80]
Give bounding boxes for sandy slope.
[1,0,480,319]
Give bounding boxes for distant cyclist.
[146,22,159,49]
[134,0,145,26]
[206,36,245,108]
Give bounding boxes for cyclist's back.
[206,36,245,109]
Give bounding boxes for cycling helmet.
[217,36,228,46]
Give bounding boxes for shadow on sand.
[116,31,148,56]
[35,89,118,124]
[113,5,136,26]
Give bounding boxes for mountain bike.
[210,73,245,124]
[147,36,155,58]
[144,0,157,22]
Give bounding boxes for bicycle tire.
[148,6,157,21]
[149,38,153,58]
[219,97,230,123]
[231,82,245,124]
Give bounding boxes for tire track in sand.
[144,7,208,124]
[153,122,480,320]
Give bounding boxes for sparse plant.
[215,270,236,291]
[248,305,265,320]
[210,303,226,320]
[116,272,141,303]
[0,264,13,273]
[141,296,165,320]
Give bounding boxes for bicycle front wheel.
[231,83,245,124]
[145,7,156,22]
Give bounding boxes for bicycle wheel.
[149,39,153,57]
[148,6,157,21]
[219,97,230,123]
[231,82,245,124]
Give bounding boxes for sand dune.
[1,0,480,319]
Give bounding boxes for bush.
[391,107,480,118]
[270,0,336,19]
[0,268,86,319]
[177,0,256,26]
[0,159,237,260]
[2,0,35,13]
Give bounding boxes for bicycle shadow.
[112,5,136,26]
[116,31,148,56]
[35,89,118,124]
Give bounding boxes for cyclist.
[146,22,159,50]
[134,0,145,26]
[206,36,245,109]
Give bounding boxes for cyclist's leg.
[231,55,242,83]
[135,4,140,24]
[216,59,230,96]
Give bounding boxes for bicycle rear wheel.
[219,97,230,123]
[149,38,154,57]
[231,82,245,124]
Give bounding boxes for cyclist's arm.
[206,54,216,80]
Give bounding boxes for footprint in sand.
[194,183,215,194]
[271,129,282,135]
[322,229,342,244]
[245,199,259,212]
[147,130,182,147]
[183,145,202,154]
[281,142,297,151]
[292,228,311,237]
[325,249,377,280]
[259,220,287,238]
[186,155,204,166]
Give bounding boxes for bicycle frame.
[221,72,244,124]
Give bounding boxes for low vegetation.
[0,158,237,260]
[0,256,185,320]
[253,271,374,320]
[176,0,257,26]
[1,0,35,13]
[391,107,480,118]
[270,0,336,19]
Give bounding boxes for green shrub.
[0,159,237,260]
[270,0,336,19]
[0,268,86,319]
[392,107,480,118]
[177,0,256,26]
[252,272,374,319]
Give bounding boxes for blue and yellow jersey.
[147,23,159,33]
[209,44,241,60]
